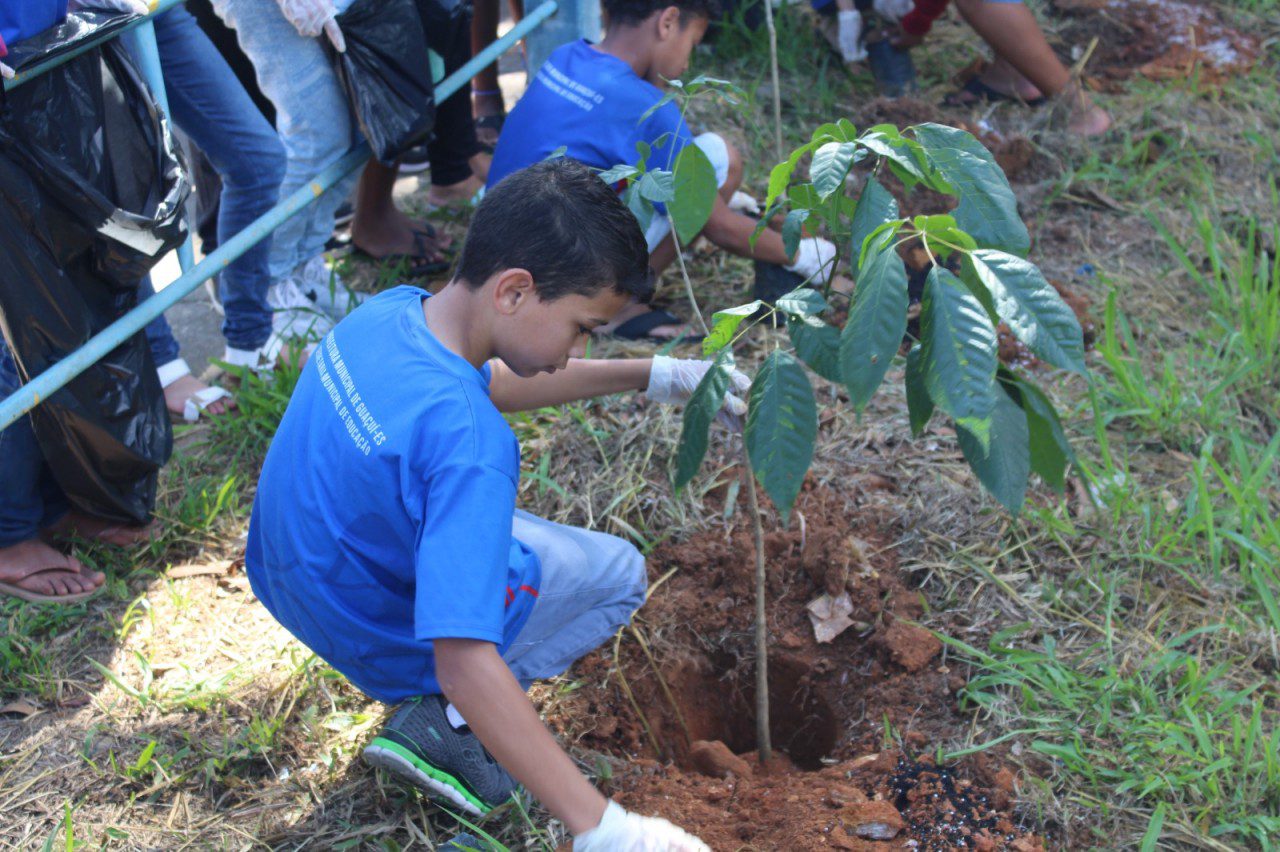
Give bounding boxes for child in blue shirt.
[247,160,745,850]
[488,0,839,341]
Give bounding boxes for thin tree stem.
[761,0,784,161]
[740,444,772,764]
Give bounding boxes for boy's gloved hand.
[836,10,866,63]
[873,0,915,22]
[67,0,149,14]
[647,355,751,430]
[785,236,838,283]
[0,61,13,80]
[574,801,710,852]
[276,0,346,52]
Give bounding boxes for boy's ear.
[492,268,537,315]
[656,5,682,38]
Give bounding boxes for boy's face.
[651,9,708,84]
[494,279,631,377]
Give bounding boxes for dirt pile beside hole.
[549,484,1043,849]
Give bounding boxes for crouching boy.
[486,0,839,342]
[246,160,743,850]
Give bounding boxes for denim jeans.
[499,509,648,689]
[211,0,360,282]
[133,5,286,354]
[0,343,69,548]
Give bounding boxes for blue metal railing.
[0,0,559,430]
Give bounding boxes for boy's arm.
[488,357,651,412]
[703,196,792,265]
[435,638,607,834]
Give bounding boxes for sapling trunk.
[741,445,772,764]
[760,0,784,161]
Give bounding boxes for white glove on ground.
[647,355,750,430]
[836,10,866,62]
[727,190,762,217]
[785,236,838,283]
[275,0,346,51]
[873,0,915,22]
[68,0,149,14]
[575,801,710,852]
[0,61,13,80]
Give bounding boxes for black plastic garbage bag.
[330,0,436,164]
[0,8,140,77]
[414,0,471,57]
[0,28,188,525]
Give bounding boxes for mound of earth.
[547,483,1045,849]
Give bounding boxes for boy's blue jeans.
[499,510,648,689]
[0,344,69,548]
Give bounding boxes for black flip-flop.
[474,113,506,154]
[608,308,703,344]
[943,77,1047,109]
[350,230,450,277]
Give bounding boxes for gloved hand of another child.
[873,0,915,22]
[647,355,751,430]
[275,0,346,52]
[836,10,866,63]
[785,236,838,283]
[574,801,710,852]
[67,0,149,15]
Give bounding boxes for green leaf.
[638,90,678,124]
[849,176,899,277]
[1140,803,1166,852]
[764,141,817,216]
[859,131,929,186]
[1006,371,1074,493]
[905,345,934,436]
[746,351,817,524]
[703,301,764,355]
[636,169,675,203]
[674,352,734,490]
[625,184,654,231]
[811,141,859,200]
[776,288,827,317]
[967,249,1087,374]
[781,209,811,258]
[912,123,1030,256]
[957,385,1030,513]
[840,232,909,412]
[918,267,998,449]
[597,163,639,184]
[789,317,842,383]
[669,144,719,244]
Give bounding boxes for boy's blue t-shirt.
[245,286,540,704]
[487,39,695,190]
[1,0,67,48]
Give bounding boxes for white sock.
[445,702,468,730]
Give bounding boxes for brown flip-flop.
[0,563,102,604]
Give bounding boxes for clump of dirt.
[1053,0,1260,88]
[550,484,1043,849]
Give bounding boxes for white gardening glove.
[647,355,750,430]
[727,190,761,216]
[575,801,710,852]
[785,236,837,283]
[67,0,149,14]
[873,0,915,22]
[836,10,866,63]
[0,61,13,81]
[275,0,346,52]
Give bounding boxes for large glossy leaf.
[764,140,817,215]
[703,301,764,355]
[957,385,1030,513]
[746,351,817,524]
[674,352,734,490]
[849,176,899,277]
[918,267,999,449]
[1005,371,1073,493]
[840,232,909,412]
[811,141,859,200]
[905,344,934,436]
[912,123,1029,257]
[858,131,929,187]
[670,144,719,244]
[967,250,1087,374]
[781,209,811,258]
[790,317,842,383]
[636,169,675,203]
[776,288,828,317]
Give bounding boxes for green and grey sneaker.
[363,696,517,816]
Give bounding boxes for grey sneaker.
[363,696,517,816]
[297,255,366,321]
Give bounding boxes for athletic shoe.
[398,143,431,175]
[296,255,367,321]
[267,274,334,350]
[363,695,517,816]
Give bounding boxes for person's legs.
[152,4,286,361]
[500,509,648,687]
[425,20,486,208]
[952,0,1110,135]
[140,276,234,417]
[470,0,524,148]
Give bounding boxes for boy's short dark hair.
[455,158,653,302]
[602,0,720,27]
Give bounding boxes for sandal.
[943,77,1047,109]
[176,386,234,423]
[474,113,506,154]
[609,308,704,344]
[0,564,102,604]
[350,229,451,277]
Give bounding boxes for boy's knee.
[611,542,648,612]
[723,139,744,193]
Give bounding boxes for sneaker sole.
[363,740,489,816]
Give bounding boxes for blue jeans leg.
[0,343,69,547]
[140,275,182,368]
[501,509,648,688]
[210,0,359,282]
[152,5,284,353]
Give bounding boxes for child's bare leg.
[350,160,451,260]
[977,56,1044,101]
[952,0,1111,135]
